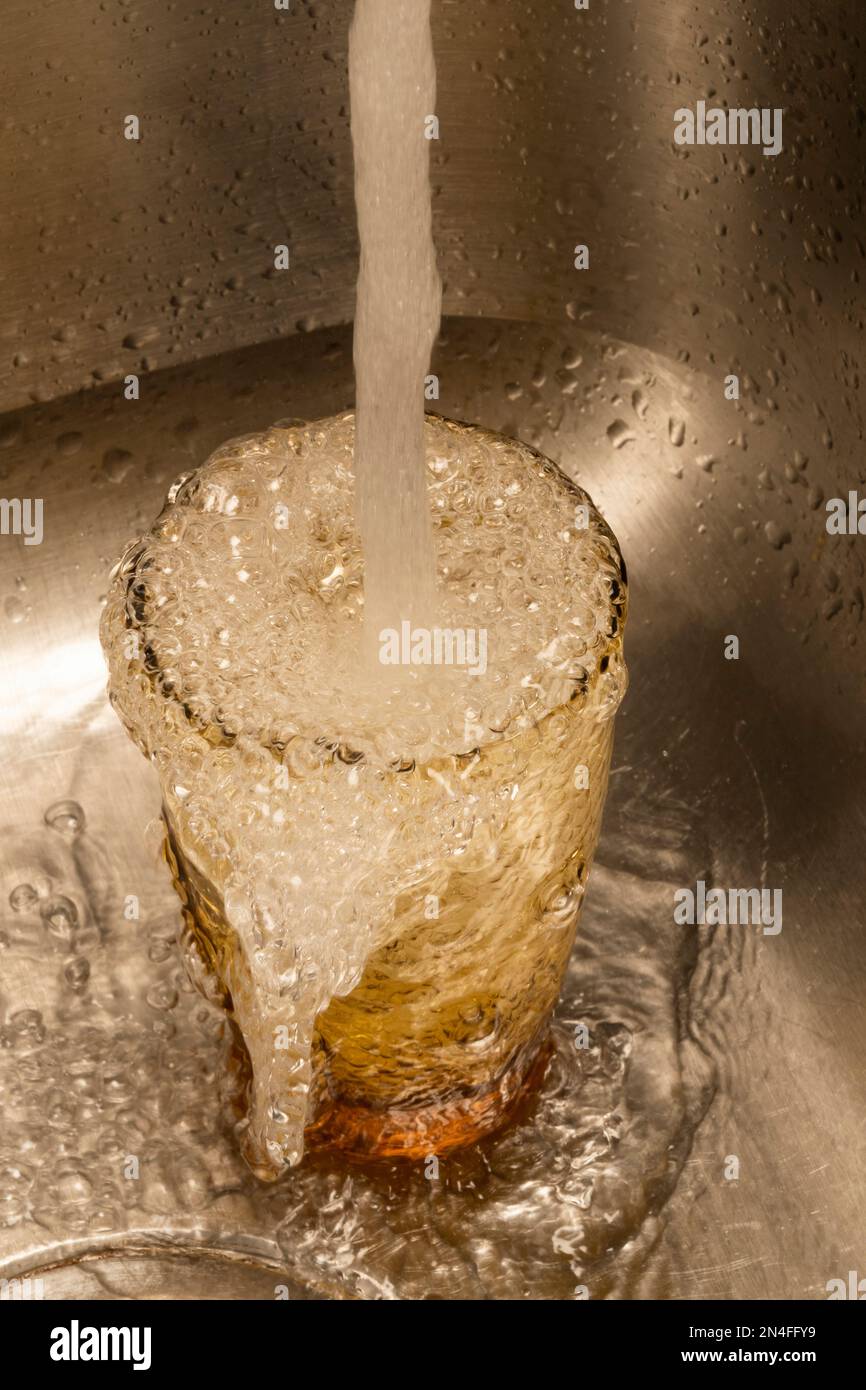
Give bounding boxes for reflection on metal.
[0,0,864,1299]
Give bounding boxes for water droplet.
[764,521,791,550]
[606,420,636,449]
[56,431,83,457]
[3,596,25,624]
[101,448,134,484]
[123,327,160,351]
[0,419,22,449]
[822,595,842,620]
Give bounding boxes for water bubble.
[9,883,39,914]
[41,896,80,942]
[597,1021,634,1071]
[454,1001,500,1050]
[541,878,585,928]
[0,1163,34,1227]
[146,983,179,1012]
[602,1112,624,1146]
[148,933,176,964]
[64,957,91,992]
[54,1168,94,1205]
[44,800,86,836]
[7,1009,46,1047]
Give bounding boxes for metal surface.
[1,0,865,1300]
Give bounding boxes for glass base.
[304,1034,553,1161]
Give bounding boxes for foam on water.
[100,413,626,1174]
[112,413,622,765]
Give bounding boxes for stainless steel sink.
[0,0,864,1300]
